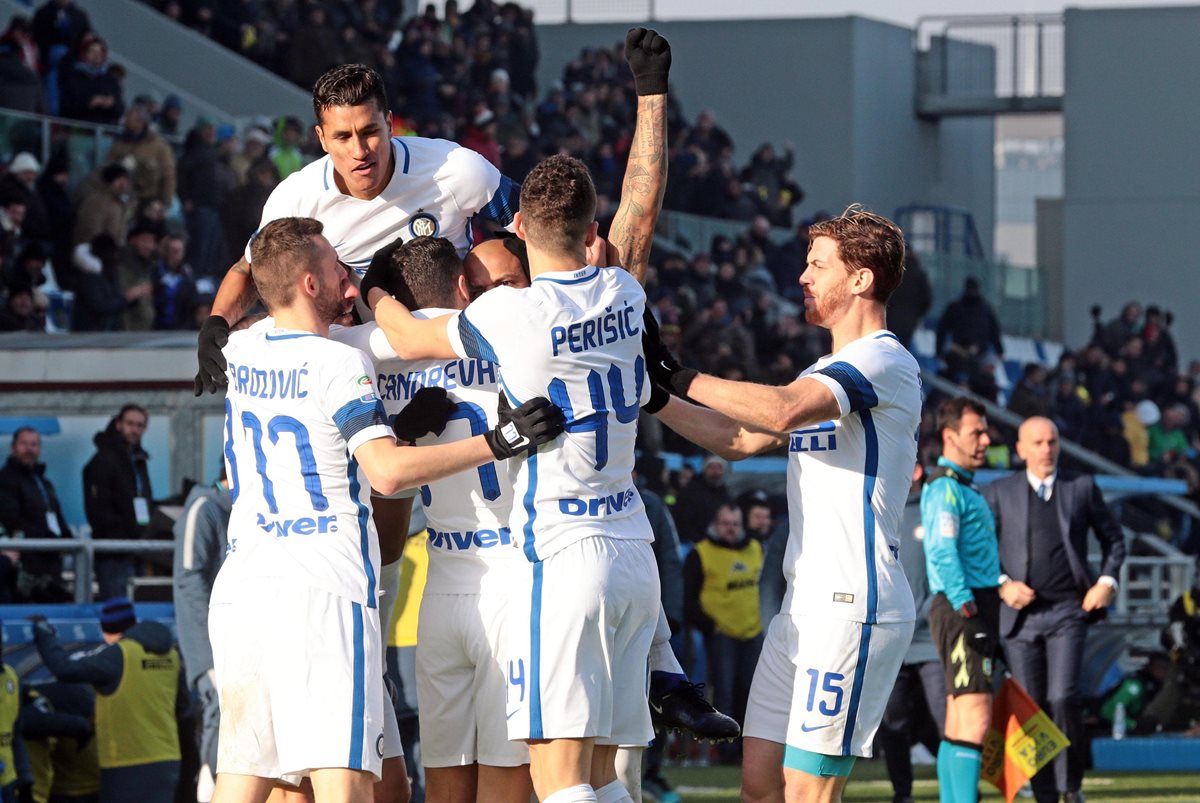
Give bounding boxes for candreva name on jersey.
[550,301,640,357]
[227,362,309,400]
[376,359,497,401]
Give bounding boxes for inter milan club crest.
[409,212,439,238]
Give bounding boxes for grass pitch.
[664,760,1200,801]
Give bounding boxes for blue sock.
[937,739,981,803]
[649,671,687,696]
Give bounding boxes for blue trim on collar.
[533,267,600,285]
[395,138,410,174]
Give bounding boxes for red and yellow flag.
[980,677,1070,803]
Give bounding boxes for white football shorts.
[210,578,385,781]
[503,536,659,747]
[416,581,530,768]
[743,612,913,758]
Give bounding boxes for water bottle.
[1112,702,1127,740]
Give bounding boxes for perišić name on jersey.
[789,421,838,453]
[427,526,513,551]
[550,301,640,357]
[376,359,497,401]
[228,361,309,400]
[558,487,636,518]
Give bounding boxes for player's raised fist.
[625,27,671,96]
[194,315,231,396]
[485,396,565,460]
[392,386,457,443]
[360,236,406,307]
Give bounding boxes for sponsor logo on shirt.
[789,421,837,453]
[558,488,638,518]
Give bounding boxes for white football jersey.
[445,266,653,562]
[335,312,521,595]
[213,327,393,608]
[782,331,920,625]
[247,137,518,275]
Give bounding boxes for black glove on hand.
[643,382,669,415]
[641,309,697,398]
[485,396,565,460]
[360,237,404,305]
[625,27,671,96]
[194,315,231,396]
[393,387,457,443]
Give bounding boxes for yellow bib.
[390,530,429,648]
[0,665,20,786]
[696,539,764,640]
[95,640,181,768]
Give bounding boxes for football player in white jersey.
[643,207,920,803]
[209,217,563,803]
[366,154,663,803]
[194,62,520,394]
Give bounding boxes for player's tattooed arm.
[608,92,667,284]
[656,395,787,459]
[211,257,259,324]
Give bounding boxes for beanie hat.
[100,597,136,634]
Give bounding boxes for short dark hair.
[10,426,37,447]
[312,64,389,124]
[807,205,906,303]
[250,217,326,311]
[519,155,596,257]
[936,397,986,438]
[117,403,147,423]
[389,236,462,309]
[100,163,129,185]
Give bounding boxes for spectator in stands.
[1148,404,1194,467]
[1142,305,1179,380]
[1009,363,1054,420]
[36,153,73,278]
[227,126,271,185]
[0,285,42,332]
[935,276,1004,384]
[177,120,233,278]
[1,153,52,248]
[738,489,775,544]
[461,108,502,168]
[152,232,197,330]
[1098,301,1142,358]
[72,163,131,248]
[157,94,183,138]
[0,33,44,114]
[683,502,764,764]
[105,104,176,208]
[115,219,160,331]
[0,189,27,267]
[31,598,186,803]
[30,0,91,80]
[740,142,797,221]
[0,426,72,602]
[985,416,1125,803]
[60,35,123,125]
[685,109,734,161]
[172,466,231,802]
[673,454,732,544]
[221,155,278,262]
[268,116,304,180]
[1124,399,1158,469]
[82,404,153,600]
[284,4,341,93]
[887,252,933,350]
[72,233,149,332]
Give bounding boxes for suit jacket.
[983,470,1126,637]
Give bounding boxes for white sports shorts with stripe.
[743,613,913,757]
[503,536,659,746]
[210,577,385,782]
[416,583,530,768]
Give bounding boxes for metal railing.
[914,14,1064,117]
[0,106,123,189]
[0,538,173,604]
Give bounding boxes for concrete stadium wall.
[1063,6,1200,361]
[535,16,995,253]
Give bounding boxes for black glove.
[964,612,997,661]
[29,616,55,639]
[959,599,978,619]
[360,237,405,304]
[625,27,671,96]
[640,309,697,398]
[194,315,231,396]
[484,396,565,460]
[393,387,457,443]
[643,381,669,415]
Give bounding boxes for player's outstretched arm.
[354,396,564,495]
[194,257,259,395]
[655,395,786,459]
[608,27,670,284]
[369,289,457,360]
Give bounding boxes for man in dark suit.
[983,416,1126,803]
